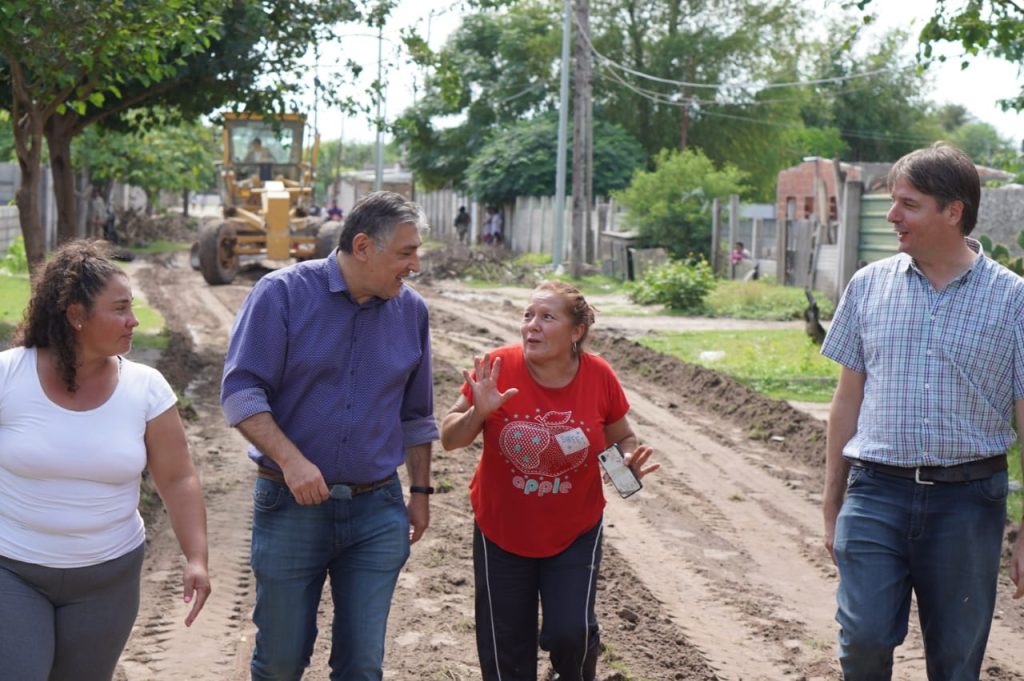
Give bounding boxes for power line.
[574,12,930,92]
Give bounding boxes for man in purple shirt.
[221,191,438,681]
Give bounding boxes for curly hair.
[534,280,597,352]
[14,240,124,393]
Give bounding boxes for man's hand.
[282,457,330,505]
[823,508,840,566]
[408,493,430,543]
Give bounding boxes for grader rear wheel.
[198,221,240,285]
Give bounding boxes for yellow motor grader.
[193,113,342,284]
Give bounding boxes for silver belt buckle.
[914,467,935,485]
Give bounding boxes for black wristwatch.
[409,485,435,495]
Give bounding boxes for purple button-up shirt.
[221,251,438,484]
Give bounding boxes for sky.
[312,0,1024,150]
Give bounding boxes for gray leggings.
[0,542,145,681]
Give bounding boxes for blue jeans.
[250,474,410,681]
[833,465,1007,681]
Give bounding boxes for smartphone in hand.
[597,444,643,498]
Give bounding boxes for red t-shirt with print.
[461,345,630,558]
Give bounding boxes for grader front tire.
[198,221,240,285]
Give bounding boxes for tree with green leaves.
[0,0,224,265]
[401,0,848,202]
[808,26,942,162]
[74,111,218,214]
[395,3,563,190]
[613,148,747,259]
[1,0,374,267]
[589,0,807,157]
[858,0,1024,112]
[465,114,645,205]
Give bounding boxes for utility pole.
[552,0,571,270]
[374,25,384,192]
[571,0,592,277]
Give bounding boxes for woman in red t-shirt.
[440,280,658,681]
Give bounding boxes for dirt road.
[117,253,1024,680]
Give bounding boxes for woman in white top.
[0,240,211,681]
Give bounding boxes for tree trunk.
[44,113,79,245]
[15,152,45,271]
[11,117,46,270]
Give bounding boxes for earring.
[572,341,578,354]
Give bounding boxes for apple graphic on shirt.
[499,410,589,477]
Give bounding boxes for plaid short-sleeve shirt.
[822,239,1024,467]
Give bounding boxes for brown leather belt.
[847,455,1007,485]
[257,466,394,495]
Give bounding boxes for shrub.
[0,237,28,275]
[628,258,715,312]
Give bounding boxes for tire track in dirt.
[119,257,257,680]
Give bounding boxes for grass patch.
[512,252,552,267]
[0,273,30,334]
[0,272,166,348]
[548,272,627,297]
[124,240,192,255]
[705,279,835,321]
[638,328,840,403]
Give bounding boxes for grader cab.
[194,113,342,285]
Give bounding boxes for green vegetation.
[465,116,646,205]
[638,328,840,403]
[978,231,1024,276]
[0,274,30,340]
[614,149,748,260]
[705,280,835,321]
[548,273,625,297]
[0,272,165,349]
[628,259,716,313]
[512,252,552,267]
[0,237,28,275]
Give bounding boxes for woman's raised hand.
[463,353,519,418]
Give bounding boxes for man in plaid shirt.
[822,143,1024,680]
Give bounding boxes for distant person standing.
[89,187,107,239]
[326,201,344,223]
[729,241,750,264]
[454,206,470,244]
[483,206,503,246]
[822,143,1024,680]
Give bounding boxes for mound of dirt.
[113,209,199,245]
[591,333,827,483]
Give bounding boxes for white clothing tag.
[555,427,589,455]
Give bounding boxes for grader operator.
[194,113,341,285]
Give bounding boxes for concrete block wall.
[0,206,21,254]
[977,185,1024,255]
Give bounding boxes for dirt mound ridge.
[592,333,827,482]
